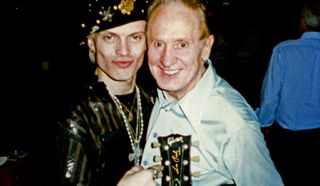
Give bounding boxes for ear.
[87,37,96,52]
[202,35,214,60]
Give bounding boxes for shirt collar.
[301,31,320,39]
[157,59,217,125]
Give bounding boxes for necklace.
[119,94,136,122]
[109,85,144,166]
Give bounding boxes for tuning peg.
[183,144,189,150]
[192,171,201,178]
[183,176,190,181]
[153,155,162,162]
[183,160,189,165]
[165,175,171,182]
[191,156,200,162]
[164,160,170,166]
[192,141,200,148]
[151,142,161,148]
[163,145,169,151]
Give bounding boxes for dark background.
[0,0,307,185]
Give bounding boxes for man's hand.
[117,166,156,186]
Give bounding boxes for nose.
[116,40,130,56]
[160,45,175,67]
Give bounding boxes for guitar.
[152,134,194,186]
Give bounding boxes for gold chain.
[118,93,136,122]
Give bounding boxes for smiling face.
[147,2,214,100]
[88,20,147,83]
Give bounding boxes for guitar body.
[157,134,192,186]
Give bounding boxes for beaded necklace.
[109,85,144,166]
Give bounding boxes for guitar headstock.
[152,134,192,186]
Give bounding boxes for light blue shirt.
[141,60,283,186]
[256,32,320,130]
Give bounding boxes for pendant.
[128,111,133,122]
[128,143,142,166]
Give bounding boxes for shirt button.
[143,160,148,166]
[153,132,158,138]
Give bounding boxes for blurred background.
[0,0,306,185]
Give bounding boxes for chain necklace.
[118,93,136,122]
[109,85,144,166]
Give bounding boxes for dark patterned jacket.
[55,79,155,186]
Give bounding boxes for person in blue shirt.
[140,0,283,185]
[256,1,320,185]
